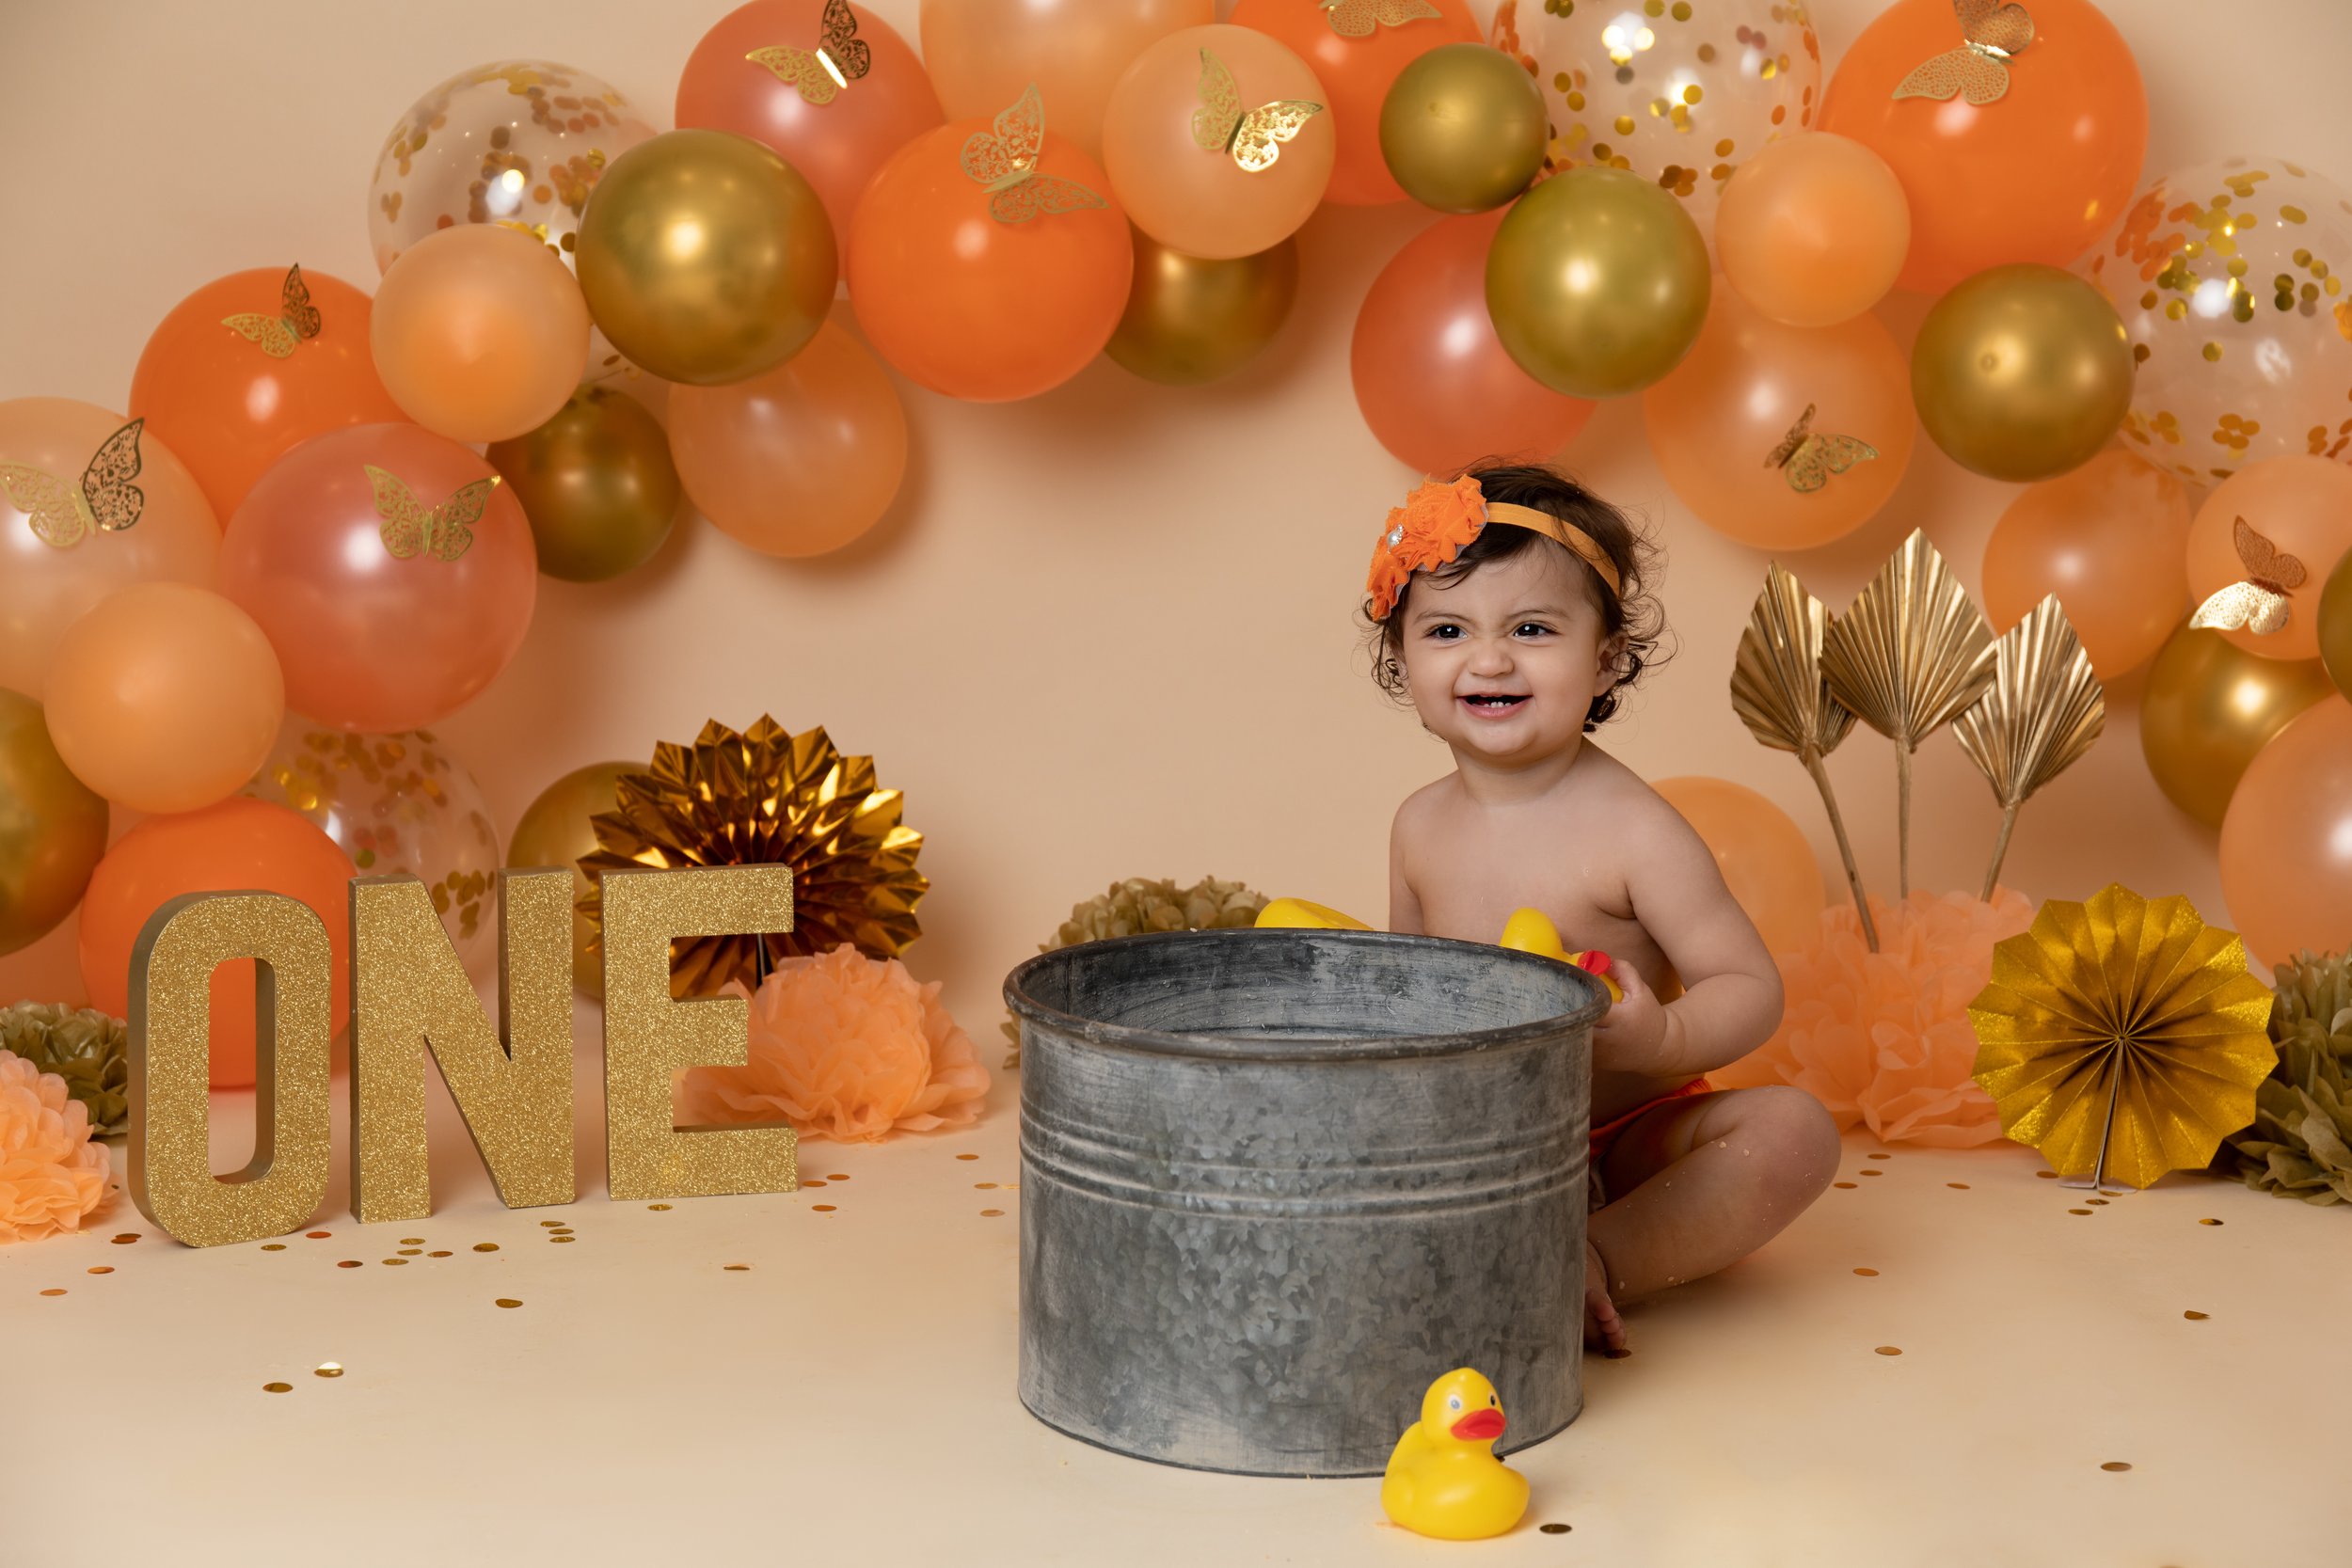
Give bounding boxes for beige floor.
[3,1034,2344,1567]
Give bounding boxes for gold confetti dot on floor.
[2035,1171,2058,1180]
[87,1265,113,1275]
[648,1204,672,1212]
[813,1204,837,1212]
[1874,1346,1901,1356]
[400,1238,424,1245]
[2068,1208,2093,1215]
[473,1243,499,1252]
[1858,1170,1883,1178]
[428,1251,453,1258]
[980,1209,1005,1217]
[337,1260,363,1269]
[2199,1217,2223,1226]
[262,1382,292,1393]
[1834,1180,1858,1189]
[540,1220,564,1227]
[315,1363,342,1378]
[261,1243,286,1251]
[1868,1152,1892,1159]
[111,1233,139,1244]
[398,1248,421,1257]
[2101,1461,2132,1472]
[550,1236,576,1243]
[2184,1309,2209,1320]
[826,1174,850,1181]
[495,1298,523,1308]
[976,1181,998,1189]
[2089,1198,2109,1206]
[307,1230,332,1238]
[382,1259,408,1266]
[1852,1267,1878,1276]
[39,1289,65,1297]
[802,1180,828,1188]
[724,1264,750,1272]
[956,1153,978,1162]
[1538,1523,1571,1534]
[1947,1182,1969,1189]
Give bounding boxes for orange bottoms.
[1589,1076,1714,1164]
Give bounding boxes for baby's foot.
[1583,1239,1629,1357]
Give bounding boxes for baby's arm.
[1388,803,1425,935]
[1596,793,1784,1078]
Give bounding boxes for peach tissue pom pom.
[0,1047,111,1243]
[675,944,991,1143]
[1711,888,2035,1148]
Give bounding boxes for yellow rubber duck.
[1254,896,1373,930]
[1498,907,1623,1003]
[1380,1368,1530,1540]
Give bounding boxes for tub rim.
[1002,927,1610,1064]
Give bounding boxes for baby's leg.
[1586,1085,1839,1322]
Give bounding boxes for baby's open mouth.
[1458,693,1528,713]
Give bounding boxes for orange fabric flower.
[1366,474,1490,620]
[0,1048,111,1243]
[1711,889,2035,1148]
[675,944,991,1144]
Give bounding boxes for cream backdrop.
[3,0,2348,1033]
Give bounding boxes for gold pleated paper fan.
[1969,884,2277,1190]
[1953,594,2106,899]
[580,716,928,997]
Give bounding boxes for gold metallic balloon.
[576,129,837,387]
[487,388,681,583]
[0,689,107,958]
[508,759,634,1001]
[2139,624,2335,828]
[1378,42,1547,215]
[1911,263,2134,483]
[1104,231,1298,387]
[2322,548,2352,702]
[1485,166,1710,400]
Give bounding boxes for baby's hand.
[1592,962,1667,1067]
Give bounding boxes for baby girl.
[1365,464,1839,1356]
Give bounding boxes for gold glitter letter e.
[601,864,799,1201]
[351,871,577,1222]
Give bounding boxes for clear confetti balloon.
[367,60,658,383]
[245,725,501,974]
[2078,157,2352,489]
[1489,0,1820,242]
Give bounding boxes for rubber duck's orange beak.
[1449,1407,1506,1441]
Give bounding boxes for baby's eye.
[1427,624,1462,641]
[1514,623,1552,638]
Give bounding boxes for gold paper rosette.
[580,717,926,997]
[1969,884,2277,1189]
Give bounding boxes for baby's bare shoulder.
[1391,773,1460,834]
[1566,751,1691,845]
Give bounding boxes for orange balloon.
[846,119,1133,401]
[0,398,218,701]
[44,583,283,816]
[1100,24,1336,261]
[1983,450,2192,678]
[2186,456,2352,664]
[669,319,908,557]
[78,798,356,1089]
[1817,0,2147,295]
[1651,776,1826,958]
[129,266,409,521]
[677,0,944,239]
[1351,207,1592,474]
[1641,286,1915,550]
[919,0,1213,163]
[2220,697,2352,967]
[1715,131,1910,327]
[1229,0,1477,207]
[370,225,590,445]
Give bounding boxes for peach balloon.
[78,798,356,1089]
[219,424,537,733]
[2220,698,2352,968]
[44,583,283,815]
[1229,0,1477,207]
[1982,451,2193,679]
[1652,776,1826,958]
[677,0,944,240]
[371,225,590,445]
[920,0,1213,163]
[2186,456,2352,664]
[1100,24,1336,261]
[669,319,908,558]
[1351,207,1592,475]
[128,265,408,521]
[1715,132,1910,328]
[0,398,218,701]
[1642,287,1915,551]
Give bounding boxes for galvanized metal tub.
[1005,927,1605,1478]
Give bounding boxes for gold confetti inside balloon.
[580,717,927,997]
[2079,157,2352,490]
[367,60,658,384]
[1970,883,2277,1191]
[243,724,501,974]
[1489,0,1820,241]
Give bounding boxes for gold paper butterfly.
[1190,47,1324,174]
[744,0,870,106]
[368,464,500,563]
[2189,516,2306,636]
[221,263,324,358]
[1320,0,1442,37]
[1893,0,2034,105]
[0,419,145,549]
[958,85,1108,226]
[1763,404,1879,493]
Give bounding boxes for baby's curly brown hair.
[1362,461,1665,732]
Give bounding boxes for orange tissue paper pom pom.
[0,1048,112,1243]
[675,945,991,1144]
[1712,889,2035,1148]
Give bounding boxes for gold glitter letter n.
[601,864,800,1202]
[128,893,333,1247]
[350,871,577,1223]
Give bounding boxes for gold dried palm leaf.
[1954,594,2106,899]
[1819,530,1996,896]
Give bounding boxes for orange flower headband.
[1364,475,1624,622]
